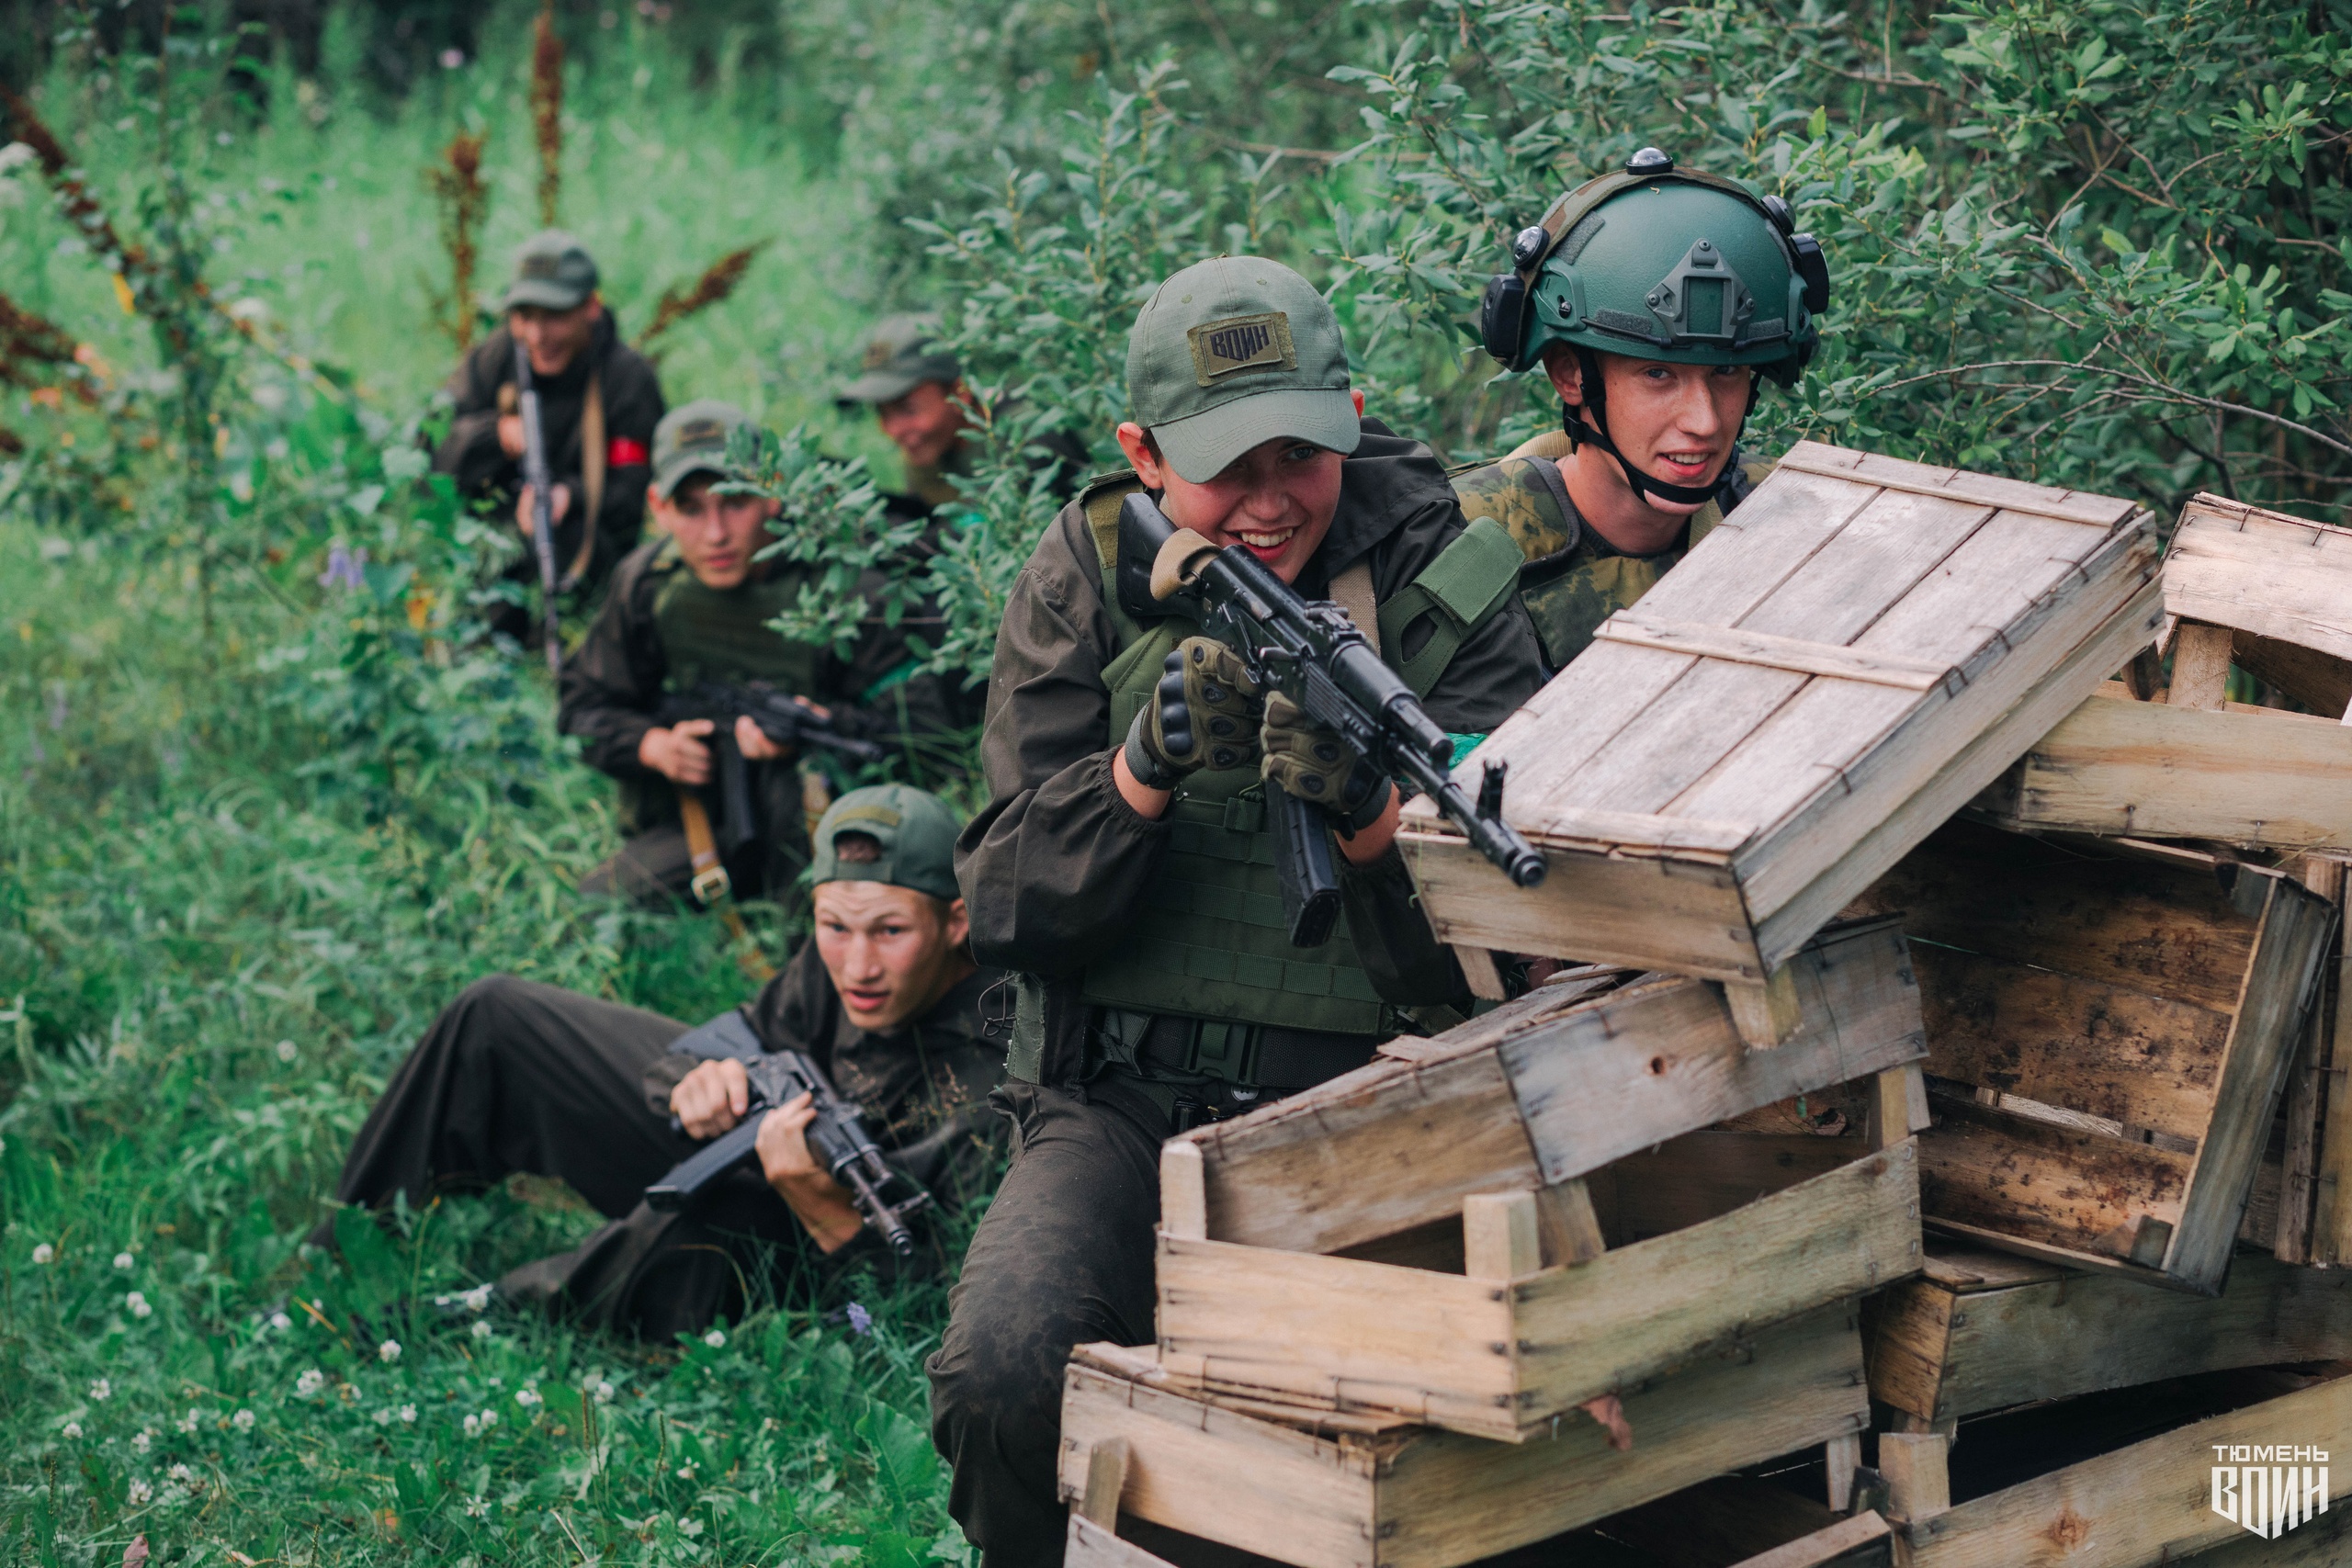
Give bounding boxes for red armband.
[608,436,650,468]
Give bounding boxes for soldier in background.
[436,231,666,645]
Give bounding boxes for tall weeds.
[530,1,564,229]
[426,131,492,352]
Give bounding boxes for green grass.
[0,27,979,1567]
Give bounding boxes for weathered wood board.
[1868,1243,2352,1425]
[1892,1369,2350,1568]
[1154,1132,1917,1443]
[1170,916,1924,1258]
[1975,682,2352,850]
[1401,440,2162,989]
[1846,821,2337,1292]
[1598,1479,1895,1568]
[2162,492,2352,718]
[1062,1307,1869,1568]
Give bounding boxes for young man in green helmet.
[1455,146,1832,670]
[927,256,1546,1565]
[560,400,962,907]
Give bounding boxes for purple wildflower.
[845,1302,873,1337]
[317,544,368,591]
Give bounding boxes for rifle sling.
[564,368,605,591]
[677,786,778,982]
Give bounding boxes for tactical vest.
[1452,431,1769,670]
[1071,476,1521,1040]
[620,542,826,836]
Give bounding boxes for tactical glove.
[1261,690,1394,834]
[1123,637,1263,790]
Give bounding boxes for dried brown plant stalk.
[0,290,82,389]
[426,131,492,350]
[638,243,770,351]
[530,3,564,229]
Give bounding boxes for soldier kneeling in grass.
[311,787,1003,1338]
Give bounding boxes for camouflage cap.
[650,399,752,500]
[502,230,599,312]
[834,314,962,406]
[808,784,963,903]
[1125,256,1359,484]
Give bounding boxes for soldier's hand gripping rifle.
[1117,492,1545,949]
[510,341,565,678]
[653,682,890,864]
[644,1013,930,1260]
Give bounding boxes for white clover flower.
[231,1409,254,1432]
[593,1381,615,1404]
[275,1039,298,1063]
[89,1378,110,1401]
[167,1463,194,1484]
[464,1495,488,1518]
[175,1409,198,1435]
[702,1328,726,1348]
[113,1251,134,1270]
[127,1478,153,1506]
[463,1283,493,1312]
[514,1387,542,1408]
[126,1292,152,1319]
[461,1412,481,1437]
[293,1369,325,1398]
[62,1421,82,1439]
[30,1243,52,1265]
[131,1430,151,1453]
[267,1311,292,1333]
[398,1404,416,1424]
[675,1464,695,1480]
[378,1339,401,1363]
[482,1409,498,1430]
[372,1408,391,1427]
[470,1318,492,1340]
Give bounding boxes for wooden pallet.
[1060,1306,1869,1568]
[1400,440,2160,1038]
[1975,682,2352,852]
[1847,821,2338,1293]
[2161,493,2352,721]
[1879,1365,2350,1568]
[1868,1243,2352,1429]
[2276,853,2352,1267]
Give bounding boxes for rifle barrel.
[512,342,564,679]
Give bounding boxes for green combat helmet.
[1478,147,1831,506]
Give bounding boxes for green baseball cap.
[808,784,963,903]
[1125,256,1359,484]
[502,230,599,312]
[650,399,751,500]
[834,313,962,406]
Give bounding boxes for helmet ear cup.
[1790,231,1831,316]
[1480,270,1530,368]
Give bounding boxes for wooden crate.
[1974,683,2352,852]
[1847,821,2337,1293]
[1060,1306,1869,1568]
[1595,1479,1895,1568]
[1400,440,2161,1037]
[1877,1365,2350,1568]
[1869,1242,2352,1429]
[2161,493,2352,720]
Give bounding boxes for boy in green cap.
[314,785,1005,1337]
[435,231,667,641]
[928,255,1547,1564]
[561,400,964,907]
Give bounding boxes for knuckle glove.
[1260,691,1394,835]
[1124,637,1263,789]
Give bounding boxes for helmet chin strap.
[1563,347,1757,509]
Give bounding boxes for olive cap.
[835,313,962,406]
[502,230,599,312]
[808,784,963,903]
[650,399,752,500]
[1125,256,1358,484]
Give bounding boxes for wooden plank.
[1826,1434,1861,1512]
[2163,493,2352,663]
[2277,855,2346,1261]
[1916,1092,2190,1269]
[2166,873,2339,1288]
[1773,440,2140,527]
[1608,1132,1863,1241]
[1729,1513,1894,1568]
[1728,961,1805,1047]
[2167,620,2236,710]
[1592,611,1957,689]
[1538,1178,1609,1264]
[1900,1371,2351,1568]
[2232,626,2352,717]
[1598,1475,1858,1568]
[1978,686,2352,851]
[1874,1252,2352,1423]
[1073,1307,1868,1568]
[1462,1191,1540,1280]
[2180,1497,2349,1567]
[1065,1515,1174,1568]
[1527,807,1754,854]
[1079,1438,1129,1529]
[1868,1065,1931,1152]
[2315,953,2352,1264]
[1879,1433,1950,1522]
[1159,1142,1206,1242]
[1452,943,1507,1002]
[1746,549,2165,969]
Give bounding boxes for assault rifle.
[654,682,888,861]
[1117,492,1546,949]
[510,341,565,678]
[644,1011,930,1259]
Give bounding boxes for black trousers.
[926,1079,1166,1568]
[322,974,816,1339]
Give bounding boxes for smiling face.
[650,474,779,591]
[810,879,972,1032]
[1114,389,1364,586]
[1548,348,1753,517]
[876,379,970,470]
[509,298,603,378]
